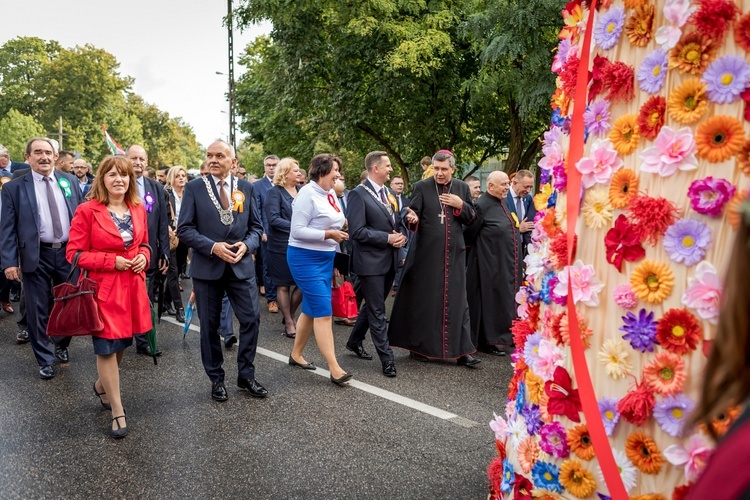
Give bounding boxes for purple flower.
[539,169,551,185]
[584,99,612,138]
[539,421,570,458]
[594,7,625,50]
[663,219,711,266]
[598,397,621,436]
[552,38,578,73]
[619,308,658,352]
[654,393,695,437]
[552,163,568,191]
[637,49,668,94]
[521,403,543,436]
[702,55,750,104]
[687,176,737,217]
[523,332,543,371]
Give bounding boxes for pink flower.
[553,259,605,307]
[613,283,637,308]
[687,177,736,217]
[655,0,697,49]
[538,141,564,171]
[639,126,698,177]
[576,139,623,189]
[535,339,565,381]
[682,261,722,324]
[490,413,508,441]
[664,433,713,482]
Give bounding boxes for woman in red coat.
[67,156,152,439]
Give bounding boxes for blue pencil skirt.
[287,245,334,318]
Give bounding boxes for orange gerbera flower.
[567,424,595,460]
[668,78,709,124]
[669,32,716,75]
[625,431,665,474]
[727,190,750,230]
[630,260,674,304]
[637,96,666,140]
[642,351,686,396]
[696,115,745,163]
[609,114,640,155]
[738,140,750,176]
[540,208,563,238]
[609,168,639,208]
[559,309,593,349]
[526,370,545,404]
[701,406,742,437]
[517,436,540,474]
[625,4,655,47]
[624,0,648,7]
[559,459,597,498]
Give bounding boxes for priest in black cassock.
[388,150,481,367]
[464,171,522,357]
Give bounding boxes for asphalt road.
[0,289,512,499]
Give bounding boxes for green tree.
[0,109,45,160]
[0,37,60,118]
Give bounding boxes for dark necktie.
[380,188,394,223]
[515,196,524,221]
[44,176,64,240]
[218,180,229,209]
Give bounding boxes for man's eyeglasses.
[72,166,88,170]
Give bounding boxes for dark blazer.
[141,176,170,269]
[177,175,262,281]
[253,175,273,233]
[0,170,83,273]
[506,190,536,248]
[264,185,294,254]
[9,161,30,173]
[388,188,410,211]
[347,180,407,277]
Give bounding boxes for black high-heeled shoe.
[111,415,128,439]
[330,372,353,386]
[93,382,111,410]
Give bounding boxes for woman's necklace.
[434,179,452,224]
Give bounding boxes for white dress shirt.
[32,170,71,243]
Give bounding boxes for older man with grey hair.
[0,144,30,175]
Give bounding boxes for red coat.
[66,200,152,340]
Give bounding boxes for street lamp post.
[226,0,236,152]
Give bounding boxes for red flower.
[550,311,566,346]
[511,318,534,350]
[513,474,534,500]
[736,12,750,52]
[495,439,507,460]
[527,302,541,331]
[550,233,576,270]
[487,456,505,497]
[589,55,611,101]
[691,0,740,43]
[602,61,635,102]
[626,194,679,246]
[655,308,702,355]
[560,55,581,98]
[742,88,750,122]
[617,378,655,426]
[545,366,582,423]
[673,483,693,500]
[605,215,646,272]
[638,96,666,140]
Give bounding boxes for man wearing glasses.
[71,158,94,196]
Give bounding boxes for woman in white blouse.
[286,154,352,385]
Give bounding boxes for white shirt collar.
[367,177,384,192]
[212,174,231,186]
[31,169,57,182]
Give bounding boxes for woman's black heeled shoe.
[93,382,111,410]
[288,356,315,370]
[111,415,128,439]
[330,372,353,386]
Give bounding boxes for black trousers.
[348,266,396,363]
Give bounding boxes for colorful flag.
[102,124,126,155]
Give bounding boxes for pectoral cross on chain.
[438,210,446,225]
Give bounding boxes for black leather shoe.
[346,342,373,360]
[479,345,507,357]
[409,352,429,362]
[224,335,238,349]
[166,304,176,315]
[288,356,316,370]
[211,381,228,402]
[457,354,481,367]
[175,308,185,323]
[93,381,112,410]
[111,415,128,439]
[330,372,353,386]
[237,378,269,398]
[382,361,397,378]
[39,365,55,380]
[16,329,29,344]
[55,347,69,364]
[137,347,162,356]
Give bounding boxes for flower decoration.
[736,12,750,52]
[727,190,750,229]
[534,184,554,211]
[691,0,740,42]
[682,261,722,323]
[522,403,544,436]
[518,437,540,474]
[643,351,686,396]
[507,416,530,449]
[639,126,698,176]
[618,378,655,426]
[582,189,613,229]
[624,0,648,7]
[536,340,565,381]
[663,218,711,266]
[627,194,679,245]
[669,32,716,75]
[553,260,604,307]
[655,308,702,355]
[567,424,595,460]
[654,393,695,437]
[613,283,637,309]
[637,49,669,94]
[576,139,623,188]
[625,431,665,475]
[589,55,611,101]
[583,99,612,138]
[513,474,533,500]
[559,309,593,350]
[667,78,709,124]
[609,114,640,155]
[549,233,573,270]
[552,38,579,73]
[739,140,750,175]
[702,406,741,437]
[608,169,638,209]
[488,456,505,498]
[695,115,745,163]
[598,397,621,436]
[532,461,563,493]
[523,331,543,372]
[544,366,582,422]
[598,338,633,380]
[598,449,638,492]
[625,4,655,47]
[541,208,564,238]
[539,421,570,459]
[490,413,508,441]
[664,433,713,482]
[559,459,596,498]
[673,484,693,500]
[655,0,697,49]
[620,309,659,352]
[687,176,736,216]
[702,55,750,104]
[602,61,635,102]
[630,260,675,304]
[637,96,666,140]
[560,0,585,42]
[552,162,568,191]
[604,215,646,273]
[501,458,515,493]
[525,371,545,404]
[594,7,625,50]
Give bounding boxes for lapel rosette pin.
[387,193,398,211]
[231,190,245,213]
[57,177,72,198]
[143,192,155,212]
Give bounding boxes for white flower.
[598,449,637,492]
[489,413,508,442]
[506,416,529,450]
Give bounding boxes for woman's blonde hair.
[166,165,188,190]
[88,156,141,206]
[272,157,299,187]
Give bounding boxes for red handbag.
[47,251,105,337]
[331,280,358,318]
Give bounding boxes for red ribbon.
[327,193,341,212]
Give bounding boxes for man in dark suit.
[0,144,30,175]
[71,158,94,196]
[346,151,409,377]
[0,137,83,379]
[253,154,279,313]
[126,145,170,356]
[388,175,410,294]
[177,140,266,402]
[506,169,536,255]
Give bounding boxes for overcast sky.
[1,0,271,148]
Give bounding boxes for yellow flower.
[667,78,708,124]
[609,114,640,155]
[625,4,654,47]
[526,370,545,404]
[534,183,553,211]
[582,189,613,229]
[559,459,597,498]
[630,260,674,304]
[598,339,632,380]
[609,168,639,209]
[669,32,716,76]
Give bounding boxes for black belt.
[40,241,67,248]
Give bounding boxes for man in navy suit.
[0,144,30,175]
[506,169,536,255]
[177,140,266,402]
[253,154,279,313]
[346,151,409,377]
[71,158,94,196]
[0,137,83,379]
[388,175,410,294]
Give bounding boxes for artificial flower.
[608,169,638,209]
[559,309,593,350]
[540,208,563,238]
[523,331,543,372]
[501,457,515,493]
[526,370,545,406]
[627,194,679,245]
[667,78,709,124]
[598,397,621,436]
[638,49,669,94]
[673,484,693,500]
[736,12,750,52]
[664,433,713,482]
[618,378,655,426]
[598,338,633,380]
[522,403,544,436]
[583,99,612,138]
[702,406,742,437]
[655,308,702,355]
[534,184,553,211]
[559,459,596,498]
[567,424,595,460]
[639,126,697,176]
[663,218,711,266]
[738,140,750,175]
[643,351,686,396]
[625,431,665,474]
[506,416,530,449]
[594,7,625,50]
[602,61,635,102]
[559,54,581,101]
[613,283,637,308]
[532,461,563,493]
[624,0,648,7]
[539,141,564,172]
[630,260,675,304]
[582,189,613,229]
[539,421,570,458]
[560,0,585,42]
[552,162,568,191]
[727,189,750,229]
[604,215,646,272]
[549,233,572,270]
[490,413,508,441]
[552,38,579,73]
[589,54,611,101]
[553,260,605,307]
[536,340,565,381]
[654,393,695,436]
[656,0,696,49]
[669,32,716,76]
[518,437,540,474]
[576,139,623,188]
[691,0,740,42]
[598,449,638,492]
[620,308,659,353]
[637,96,666,140]
[695,115,745,163]
[609,114,640,155]
[625,4,655,47]
[511,318,534,351]
[545,366,582,423]
[488,455,505,498]
[702,55,750,104]
[687,176,736,216]
[682,261,722,323]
